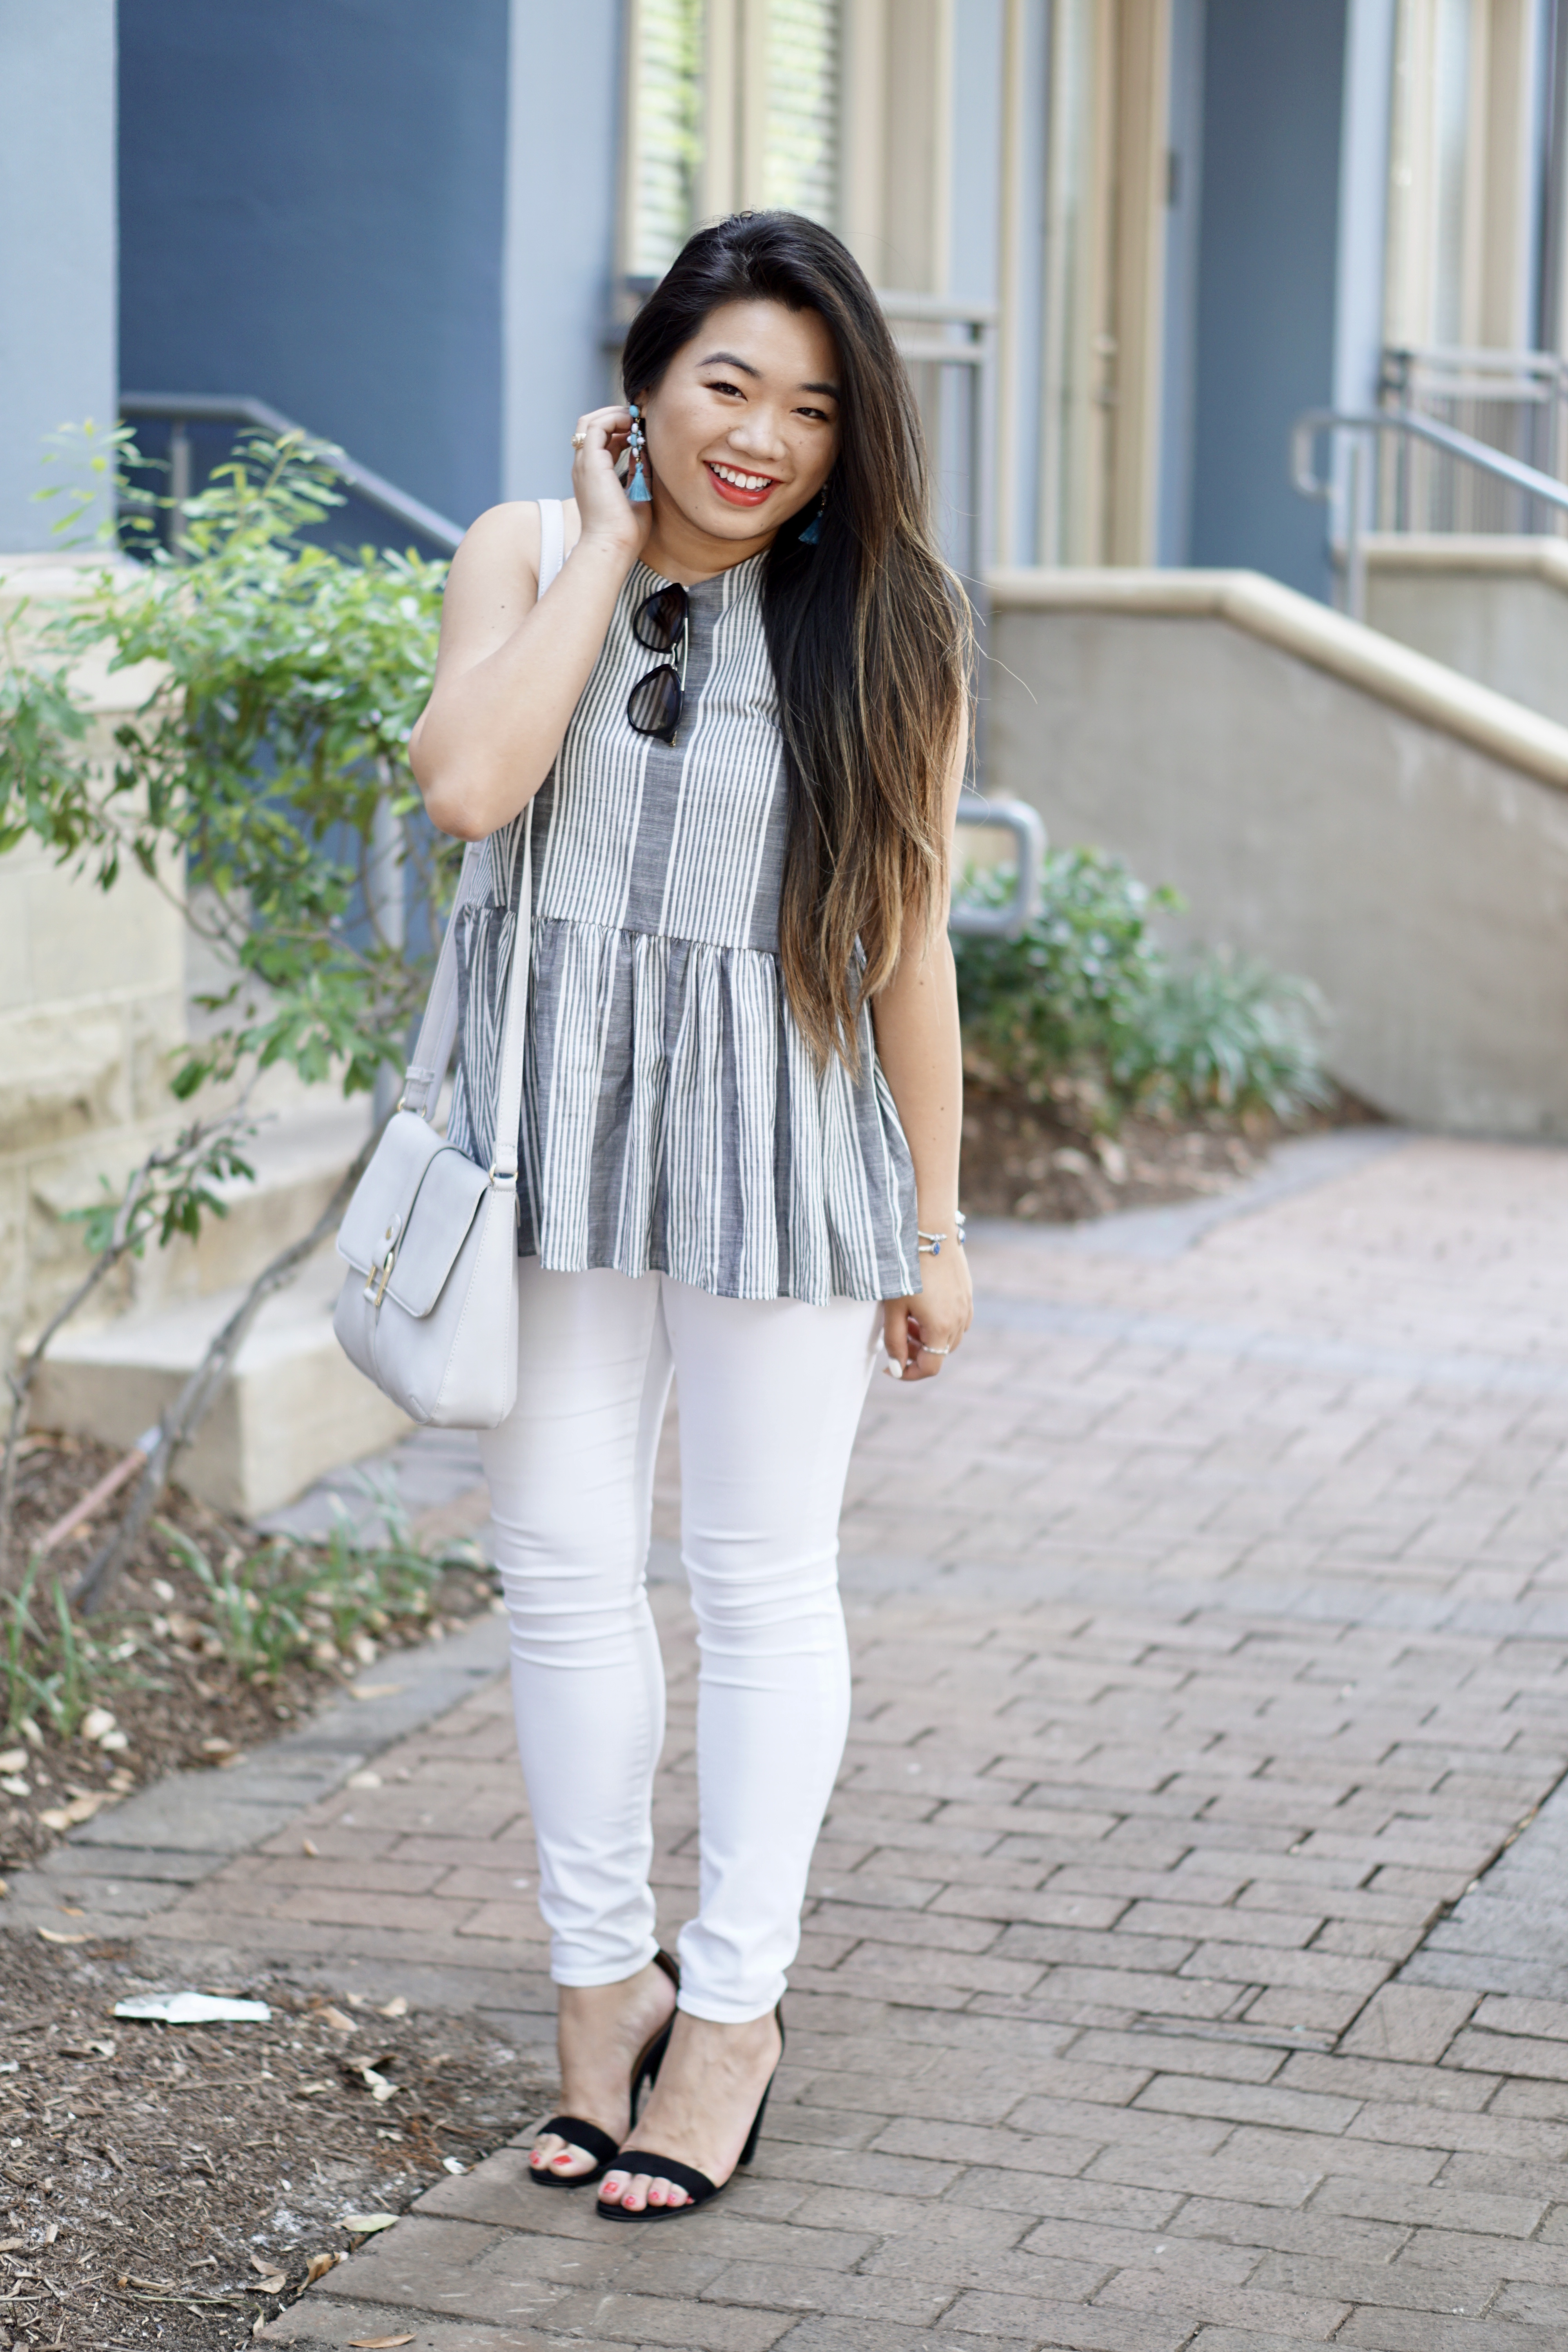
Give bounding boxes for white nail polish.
[883,1358,903,1379]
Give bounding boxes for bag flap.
[381,1142,495,1316]
[338,1111,463,1278]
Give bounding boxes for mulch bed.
[0,1444,496,1875]
[0,1929,550,2352]
[959,1076,1380,1222]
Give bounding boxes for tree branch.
[0,1107,256,1589]
[71,1122,380,1616]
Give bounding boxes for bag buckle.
[363,1217,401,1308]
[364,1246,397,1308]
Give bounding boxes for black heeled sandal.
[530,1949,680,2189]
[597,2002,784,2222]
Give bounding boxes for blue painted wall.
[118,0,510,532]
[1188,0,1348,594]
[501,0,627,505]
[0,0,117,547]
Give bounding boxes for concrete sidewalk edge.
[1,1608,510,1932]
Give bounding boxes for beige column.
[840,0,889,275]
[877,0,955,292]
[700,0,740,220]
[1108,0,1172,565]
[1476,0,1540,348]
[994,0,1033,566]
[1037,0,1172,566]
[736,0,770,207]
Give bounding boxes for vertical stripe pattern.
[447,552,917,1306]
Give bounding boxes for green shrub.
[1,424,452,1104]
[954,849,1174,1095]
[154,1485,485,1684]
[1122,951,1329,1120]
[0,1490,489,1741]
[2,1559,125,1741]
[952,849,1328,1123]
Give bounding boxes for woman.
[409,210,971,2221]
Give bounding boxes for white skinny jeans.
[479,1258,881,2024]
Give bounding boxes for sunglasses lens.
[627,665,682,741]
[633,583,688,652]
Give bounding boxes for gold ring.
[571,431,587,450]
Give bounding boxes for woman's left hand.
[882,1241,973,1381]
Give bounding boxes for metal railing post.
[1292,407,1568,602]
[1345,438,1367,625]
[948,791,1046,940]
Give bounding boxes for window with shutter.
[625,0,842,281]
[629,0,705,278]
[765,0,841,224]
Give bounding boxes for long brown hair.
[622,211,969,1069]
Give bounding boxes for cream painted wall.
[987,588,1568,1134]
[0,561,187,1365]
[0,561,337,1374]
[1365,540,1568,730]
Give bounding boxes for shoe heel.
[738,2003,786,2168]
[633,2017,674,2121]
[738,2080,772,2167]
[629,1949,681,2122]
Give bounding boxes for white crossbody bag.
[332,498,566,1427]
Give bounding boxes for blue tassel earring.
[800,485,826,544]
[626,404,653,504]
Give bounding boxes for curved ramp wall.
[1364,536,1568,732]
[986,569,1568,1136]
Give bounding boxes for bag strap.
[401,497,568,1135]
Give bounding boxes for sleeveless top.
[445,547,918,1307]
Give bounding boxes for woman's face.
[638,298,841,548]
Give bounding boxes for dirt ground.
[958,1077,1377,1221]
[0,1446,496,1875]
[0,1930,550,2352]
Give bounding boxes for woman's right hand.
[571,405,653,563]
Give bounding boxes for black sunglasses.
[627,583,690,745]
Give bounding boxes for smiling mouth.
[704,461,780,507]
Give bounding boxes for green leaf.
[953,848,1327,1123]
[0,424,453,1120]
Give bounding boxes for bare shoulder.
[450,496,583,589]
[435,500,559,671]
[454,498,541,584]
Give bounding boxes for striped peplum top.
[445,548,918,1307]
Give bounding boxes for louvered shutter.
[764,0,841,225]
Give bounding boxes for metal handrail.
[874,293,1001,323]
[1382,343,1568,383]
[949,789,1045,939]
[1291,407,1568,621]
[119,392,466,555]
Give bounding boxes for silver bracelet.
[917,1210,966,1258]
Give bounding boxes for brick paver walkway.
[36,1133,1568,2349]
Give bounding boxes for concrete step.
[33,1244,410,1519]
[141,1096,373,1305]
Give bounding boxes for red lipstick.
[704,461,778,508]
